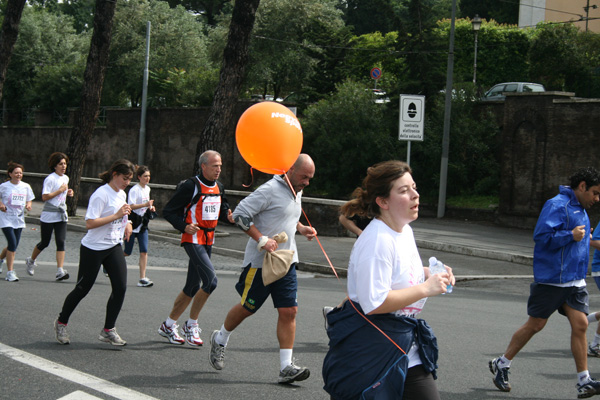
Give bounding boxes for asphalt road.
[1,224,600,399]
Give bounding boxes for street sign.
[399,94,425,141]
[370,67,382,80]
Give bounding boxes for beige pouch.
[261,232,295,285]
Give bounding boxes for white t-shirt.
[347,218,426,368]
[0,180,35,229]
[127,183,150,234]
[81,184,128,251]
[40,172,70,223]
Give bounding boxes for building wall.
[519,0,600,32]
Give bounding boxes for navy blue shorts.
[235,263,298,313]
[527,283,589,318]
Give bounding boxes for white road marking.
[0,343,159,400]
[58,391,103,399]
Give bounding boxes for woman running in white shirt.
[123,165,155,287]
[0,162,35,282]
[25,152,73,281]
[54,159,135,346]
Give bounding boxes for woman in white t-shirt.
[323,161,455,400]
[54,159,135,346]
[0,162,35,282]
[123,165,155,287]
[25,152,74,281]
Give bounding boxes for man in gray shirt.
[208,154,317,384]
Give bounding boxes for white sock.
[187,318,198,327]
[593,333,600,347]
[497,355,511,368]
[578,370,591,385]
[165,317,176,328]
[280,348,293,371]
[588,313,599,323]
[57,267,64,274]
[216,324,231,346]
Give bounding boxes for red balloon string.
[281,174,406,354]
[242,167,255,188]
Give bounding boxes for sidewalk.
[24,200,535,280]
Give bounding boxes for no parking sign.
[370,67,382,80]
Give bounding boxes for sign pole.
[407,141,411,166]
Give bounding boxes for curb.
[24,216,531,280]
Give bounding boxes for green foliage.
[105,0,217,107]
[302,80,402,197]
[244,0,346,100]
[527,23,589,93]
[338,0,402,35]
[410,84,501,201]
[458,0,519,24]
[149,67,219,106]
[435,18,532,91]
[3,7,90,110]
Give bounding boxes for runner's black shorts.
[527,282,589,318]
[235,263,298,313]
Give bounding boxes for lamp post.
[471,14,482,85]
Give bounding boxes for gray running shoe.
[55,270,70,281]
[278,361,310,384]
[54,319,70,345]
[489,357,511,392]
[99,328,127,346]
[209,330,226,370]
[5,270,19,282]
[137,277,154,287]
[25,257,36,276]
[577,379,600,398]
[0,258,4,274]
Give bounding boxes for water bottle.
[428,256,453,294]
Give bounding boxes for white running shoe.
[55,270,70,281]
[5,270,19,282]
[183,322,203,346]
[137,277,153,287]
[54,319,70,345]
[158,322,185,345]
[25,257,36,276]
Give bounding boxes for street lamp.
[472,14,482,85]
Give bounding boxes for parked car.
[367,89,391,104]
[481,82,545,101]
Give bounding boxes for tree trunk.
[0,0,26,101]
[66,0,118,216]
[193,0,261,175]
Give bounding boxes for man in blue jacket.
[489,167,600,399]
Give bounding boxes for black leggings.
[58,244,127,330]
[182,243,217,297]
[36,221,67,252]
[329,365,440,400]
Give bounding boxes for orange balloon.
[236,102,303,174]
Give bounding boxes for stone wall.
[497,92,600,228]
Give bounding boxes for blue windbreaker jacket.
[322,301,438,400]
[533,186,590,284]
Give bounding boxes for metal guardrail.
[2,171,347,208]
